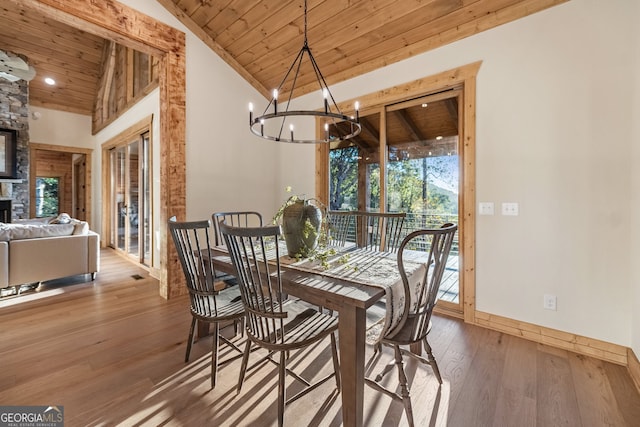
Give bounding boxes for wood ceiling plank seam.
[16,58,101,84]
[255,0,534,94]
[0,30,104,64]
[220,0,312,57]
[173,0,205,17]
[0,8,107,59]
[0,47,101,76]
[290,0,561,97]
[31,94,93,112]
[29,100,89,116]
[200,0,260,41]
[251,0,478,86]
[207,0,291,48]
[189,0,235,29]
[230,0,359,61]
[34,88,95,104]
[0,42,103,78]
[238,0,435,71]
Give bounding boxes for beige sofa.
[0,218,99,290]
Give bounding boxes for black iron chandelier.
[248,0,361,144]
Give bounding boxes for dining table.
[209,242,428,427]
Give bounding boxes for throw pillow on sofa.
[50,213,72,224]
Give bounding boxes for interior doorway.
[29,143,92,222]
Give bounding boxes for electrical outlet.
[502,202,519,216]
[479,202,494,215]
[543,294,557,311]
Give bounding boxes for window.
[35,177,60,217]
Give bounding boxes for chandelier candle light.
[248,0,361,144]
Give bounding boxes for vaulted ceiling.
[158,0,567,100]
[0,0,567,116]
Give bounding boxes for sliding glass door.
[109,132,151,266]
[328,90,462,311]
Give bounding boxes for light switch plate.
[478,202,494,215]
[502,202,519,216]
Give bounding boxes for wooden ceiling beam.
[444,99,459,131]
[358,116,380,147]
[393,109,424,143]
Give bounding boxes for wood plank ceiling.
[160,0,568,100]
[0,2,105,115]
[0,0,567,117]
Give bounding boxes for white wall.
[630,2,640,359]
[286,0,637,347]
[29,108,94,149]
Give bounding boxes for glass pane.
[386,97,460,302]
[328,111,380,211]
[115,146,126,251]
[127,140,139,257]
[329,145,358,210]
[141,133,151,266]
[35,177,59,217]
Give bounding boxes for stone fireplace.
[0,52,30,221]
[0,199,10,222]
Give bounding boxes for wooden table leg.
[339,305,365,427]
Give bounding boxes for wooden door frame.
[19,0,186,299]
[29,143,92,222]
[316,62,480,323]
[73,155,86,220]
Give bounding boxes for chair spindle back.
[212,211,263,247]
[220,222,288,345]
[392,223,457,341]
[169,218,222,317]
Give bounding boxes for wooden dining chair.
[220,222,341,427]
[353,211,406,252]
[211,211,263,286]
[365,223,457,427]
[325,210,355,247]
[211,211,263,247]
[168,217,246,389]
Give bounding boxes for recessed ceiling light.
[421,103,428,108]
[436,135,443,140]
[44,77,56,85]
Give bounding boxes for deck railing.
[326,211,460,302]
[402,212,459,254]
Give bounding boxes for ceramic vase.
[282,199,322,257]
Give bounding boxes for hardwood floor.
[1,249,639,426]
